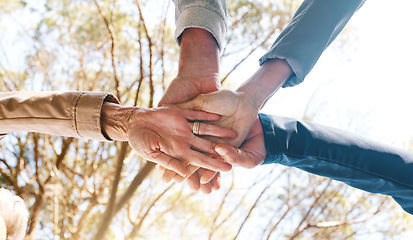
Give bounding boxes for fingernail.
[215,146,227,156]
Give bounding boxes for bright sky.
[260,0,413,146]
[233,0,413,230]
[1,0,412,238]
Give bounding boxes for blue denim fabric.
[259,113,413,215]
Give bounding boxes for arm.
[156,0,229,190]
[260,0,366,87]
[159,0,228,106]
[169,0,367,190]
[0,91,117,141]
[216,114,413,215]
[0,91,236,176]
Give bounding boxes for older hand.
[160,90,261,189]
[157,28,224,190]
[161,117,266,191]
[158,28,221,106]
[101,102,236,177]
[162,60,292,191]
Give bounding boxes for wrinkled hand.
[102,102,237,177]
[161,117,266,191]
[156,28,225,191]
[161,90,261,190]
[126,106,237,177]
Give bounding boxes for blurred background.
[1,0,412,239]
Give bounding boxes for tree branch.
[94,0,121,100]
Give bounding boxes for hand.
[177,89,260,148]
[158,28,221,106]
[157,28,224,189]
[215,117,266,168]
[158,74,220,106]
[101,102,236,177]
[161,117,266,189]
[161,90,260,188]
[159,166,221,194]
[161,60,292,190]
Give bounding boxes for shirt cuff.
[174,5,227,50]
[258,113,283,165]
[75,92,119,141]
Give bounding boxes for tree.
[0,0,412,239]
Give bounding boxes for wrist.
[236,59,292,109]
[178,28,220,76]
[101,102,136,141]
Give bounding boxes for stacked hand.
[160,115,267,193]
[159,89,261,193]
[101,102,236,177]
[151,28,291,193]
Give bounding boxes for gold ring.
[192,121,200,135]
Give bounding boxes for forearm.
[259,113,413,215]
[0,91,118,140]
[159,28,221,106]
[178,28,220,82]
[236,59,292,110]
[260,0,366,87]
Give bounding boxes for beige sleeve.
[0,91,119,141]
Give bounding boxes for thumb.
[175,96,205,111]
[215,144,260,169]
[215,144,243,165]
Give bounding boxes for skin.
[215,117,266,169]
[158,28,221,106]
[101,102,237,177]
[157,28,225,191]
[161,59,293,192]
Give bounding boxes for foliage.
[0,0,412,239]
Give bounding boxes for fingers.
[210,172,221,191]
[150,152,190,177]
[160,165,221,194]
[175,96,204,111]
[162,168,179,183]
[172,165,199,183]
[215,144,248,167]
[215,143,261,169]
[199,170,218,184]
[186,150,232,172]
[190,122,236,139]
[200,172,221,194]
[184,109,222,122]
[186,172,201,191]
[161,164,199,183]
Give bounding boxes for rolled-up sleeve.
[173,0,227,50]
[259,0,366,87]
[0,91,119,141]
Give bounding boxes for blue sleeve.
[259,113,413,215]
[259,0,366,87]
